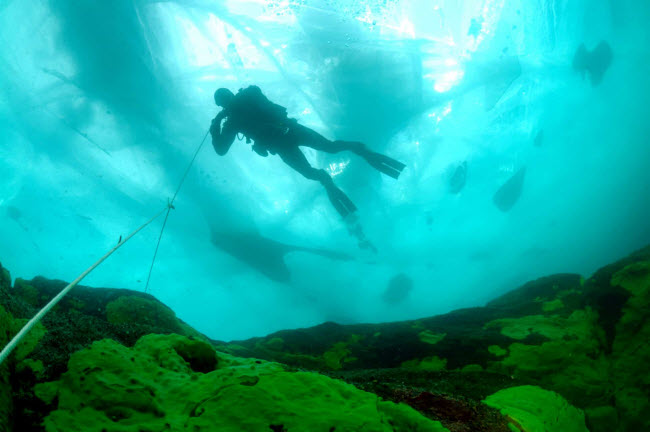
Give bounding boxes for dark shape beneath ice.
[493,167,526,212]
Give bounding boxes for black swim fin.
[325,186,357,219]
[366,152,406,179]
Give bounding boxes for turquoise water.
[0,0,648,341]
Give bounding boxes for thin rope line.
[172,129,210,203]
[144,205,172,294]
[0,206,167,366]
[145,129,210,293]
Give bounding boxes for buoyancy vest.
[227,86,289,142]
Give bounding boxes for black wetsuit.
[211,85,405,218]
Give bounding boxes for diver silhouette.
[209,86,405,221]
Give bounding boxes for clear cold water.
[0,0,648,341]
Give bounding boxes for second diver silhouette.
[209,86,406,251]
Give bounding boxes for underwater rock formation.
[0,273,210,431]
[34,333,447,431]
[220,245,650,431]
[493,167,526,212]
[2,244,650,430]
[0,306,12,432]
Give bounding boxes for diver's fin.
[325,186,357,218]
[365,153,406,179]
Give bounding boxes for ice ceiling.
[1,0,649,340]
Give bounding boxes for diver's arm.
[211,116,236,156]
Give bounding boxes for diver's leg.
[291,124,405,178]
[292,124,364,154]
[278,146,357,218]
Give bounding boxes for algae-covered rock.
[106,295,182,331]
[585,405,618,432]
[0,263,10,292]
[542,298,564,312]
[610,261,650,430]
[323,335,361,370]
[402,356,447,371]
[323,341,352,370]
[460,364,484,373]
[0,303,48,432]
[0,305,14,432]
[488,345,507,357]
[419,330,446,345]
[37,334,448,432]
[11,320,47,362]
[12,279,41,309]
[483,385,588,432]
[485,308,610,407]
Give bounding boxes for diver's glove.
[210,117,221,136]
[210,110,228,135]
[252,143,269,157]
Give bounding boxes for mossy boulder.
[36,334,448,432]
[483,385,588,432]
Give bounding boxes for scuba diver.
[209,85,405,223]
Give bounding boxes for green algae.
[323,334,361,370]
[485,310,594,340]
[36,334,448,432]
[418,330,446,345]
[401,355,447,371]
[483,385,588,432]
[17,358,45,377]
[460,364,484,373]
[542,298,563,312]
[488,345,507,357]
[485,308,610,406]
[323,341,352,370]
